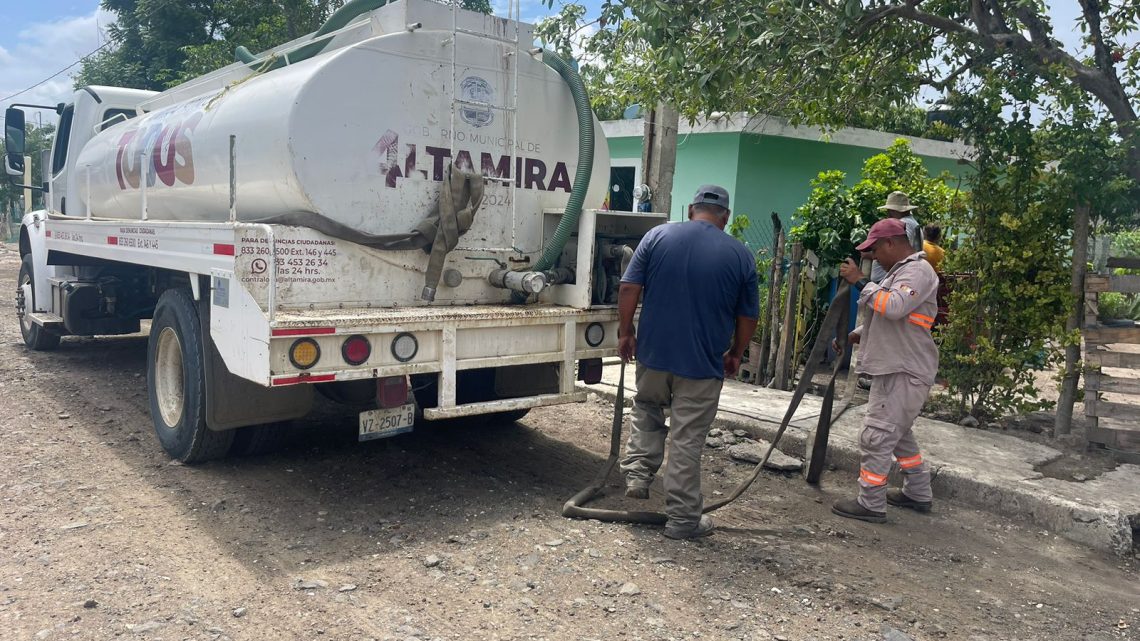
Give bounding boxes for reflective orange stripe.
[874,291,889,314]
[860,469,888,486]
[908,312,934,329]
[897,454,924,469]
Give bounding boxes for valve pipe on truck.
[6,0,664,463]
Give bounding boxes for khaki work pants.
[620,364,724,529]
[857,372,933,512]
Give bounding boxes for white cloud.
[491,0,549,21]
[1,7,114,125]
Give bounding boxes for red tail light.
[341,335,371,365]
[377,375,409,408]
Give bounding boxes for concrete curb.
[581,380,1138,557]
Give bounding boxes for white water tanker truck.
[6,0,664,462]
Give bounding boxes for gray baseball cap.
[691,184,730,209]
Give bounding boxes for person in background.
[869,191,923,283]
[617,184,760,540]
[923,224,946,272]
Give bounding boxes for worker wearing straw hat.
[869,191,924,283]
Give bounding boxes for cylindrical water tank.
[74,24,610,250]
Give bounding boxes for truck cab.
[53,88,156,216]
[13,87,157,216]
[8,87,155,316]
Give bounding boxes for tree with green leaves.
[75,0,220,90]
[539,2,1139,158]
[792,138,964,280]
[542,1,1140,423]
[934,77,1073,418]
[78,0,493,91]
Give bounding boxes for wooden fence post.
[756,213,783,384]
[774,242,804,391]
[764,227,787,385]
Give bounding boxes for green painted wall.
[607,136,642,162]
[605,132,744,222]
[607,129,971,251]
[671,132,742,222]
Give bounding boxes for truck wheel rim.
[17,272,32,337]
[155,327,186,428]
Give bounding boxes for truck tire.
[17,255,61,351]
[147,288,234,463]
[228,422,288,457]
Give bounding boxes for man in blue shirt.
[617,184,760,539]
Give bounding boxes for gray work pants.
[856,372,933,512]
[619,364,723,529]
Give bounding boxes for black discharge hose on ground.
[562,284,853,525]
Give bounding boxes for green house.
[602,113,972,251]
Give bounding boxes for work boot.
[625,486,650,500]
[663,515,715,540]
[831,498,886,524]
[887,489,932,513]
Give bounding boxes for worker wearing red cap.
[831,218,939,523]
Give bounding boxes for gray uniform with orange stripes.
[851,253,938,512]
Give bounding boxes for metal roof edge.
[602,112,974,161]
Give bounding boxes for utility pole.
[640,102,678,216]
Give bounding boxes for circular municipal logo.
[460,76,495,128]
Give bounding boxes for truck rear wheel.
[147,288,234,463]
[228,422,288,457]
[17,255,61,351]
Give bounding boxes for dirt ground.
[1,241,1138,641]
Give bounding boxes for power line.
[0,41,113,104]
[1,0,185,105]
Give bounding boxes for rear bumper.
[265,304,617,416]
[422,391,588,420]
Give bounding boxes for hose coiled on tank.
[508,50,595,304]
[533,49,594,273]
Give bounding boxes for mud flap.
[197,291,312,431]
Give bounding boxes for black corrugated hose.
[561,283,853,524]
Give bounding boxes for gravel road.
[1,242,1137,641]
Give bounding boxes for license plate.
[358,404,415,442]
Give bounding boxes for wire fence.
[736,211,788,262]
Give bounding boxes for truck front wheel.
[17,255,61,351]
[147,288,234,463]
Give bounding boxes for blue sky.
[0,1,1103,124]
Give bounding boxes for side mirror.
[5,107,26,177]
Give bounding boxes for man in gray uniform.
[832,218,938,523]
